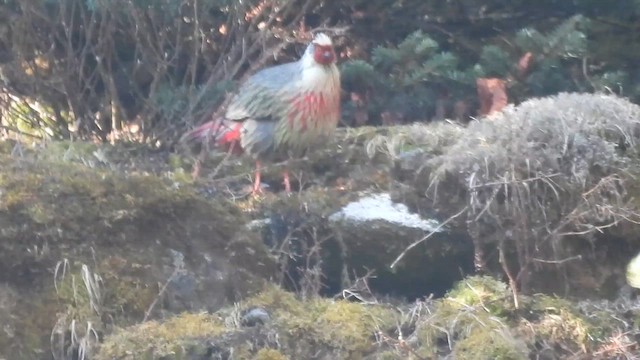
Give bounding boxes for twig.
[143,267,180,322]
[469,173,561,189]
[390,206,468,269]
[531,255,582,264]
[498,238,520,309]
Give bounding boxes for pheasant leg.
[252,161,263,195]
[282,170,291,193]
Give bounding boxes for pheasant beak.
[322,50,333,62]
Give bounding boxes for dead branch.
[390,206,468,269]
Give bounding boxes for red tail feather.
[181,119,244,155]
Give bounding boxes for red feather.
[287,92,335,132]
[182,120,244,155]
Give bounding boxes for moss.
[416,276,520,358]
[416,300,503,358]
[414,276,615,358]
[0,171,44,210]
[520,294,594,353]
[101,268,158,320]
[9,292,62,359]
[254,348,289,360]
[315,300,396,353]
[243,286,398,357]
[167,153,187,172]
[445,275,515,316]
[0,149,247,251]
[0,141,277,356]
[243,288,299,321]
[96,312,226,359]
[453,327,528,360]
[39,140,101,163]
[167,168,193,184]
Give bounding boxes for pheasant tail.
[181,119,244,155]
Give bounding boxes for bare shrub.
[427,92,640,296]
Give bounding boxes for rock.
[0,151,277,357]
[95,276,640,360]
[241,307,271,326]
[97,286,399,360]
[329,192,474,298]
[329,192,440,231]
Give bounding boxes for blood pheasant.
[182,33,341,194]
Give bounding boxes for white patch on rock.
[329,193,441,231]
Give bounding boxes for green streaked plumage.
[224,38,341,161]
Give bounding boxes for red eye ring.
[313,45,335,65]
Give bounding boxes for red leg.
[191,159,201,180]
[252,160,263,195]
[282,169,291,193]
[191,150,206,180]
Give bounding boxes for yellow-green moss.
[243,285,307,314]
[243,286,398,357]
[445,275,514,315]
[522,294,593,352]
[102,272,158,320]
[315,300,396,353]
[0,171,44,210]
[416,276,599,359]
[0,141,277,358]
[254,348,289,360]
[167,153,187,172]
[416,276,518,358]
[2,290,65,359]
[0,148,247,249]
[40,140,101,163]
[453,327,528,360]
[96,312,225,359]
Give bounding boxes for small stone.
[241,307,270,327]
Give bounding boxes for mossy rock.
[452,327,528,360]
[243,286,399,358]
[415,276,614,359]
[96,285,399,359]
[96,312,227,359]
[517,294,596,355]
[89,276,618,360]
[0,146,277,357]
